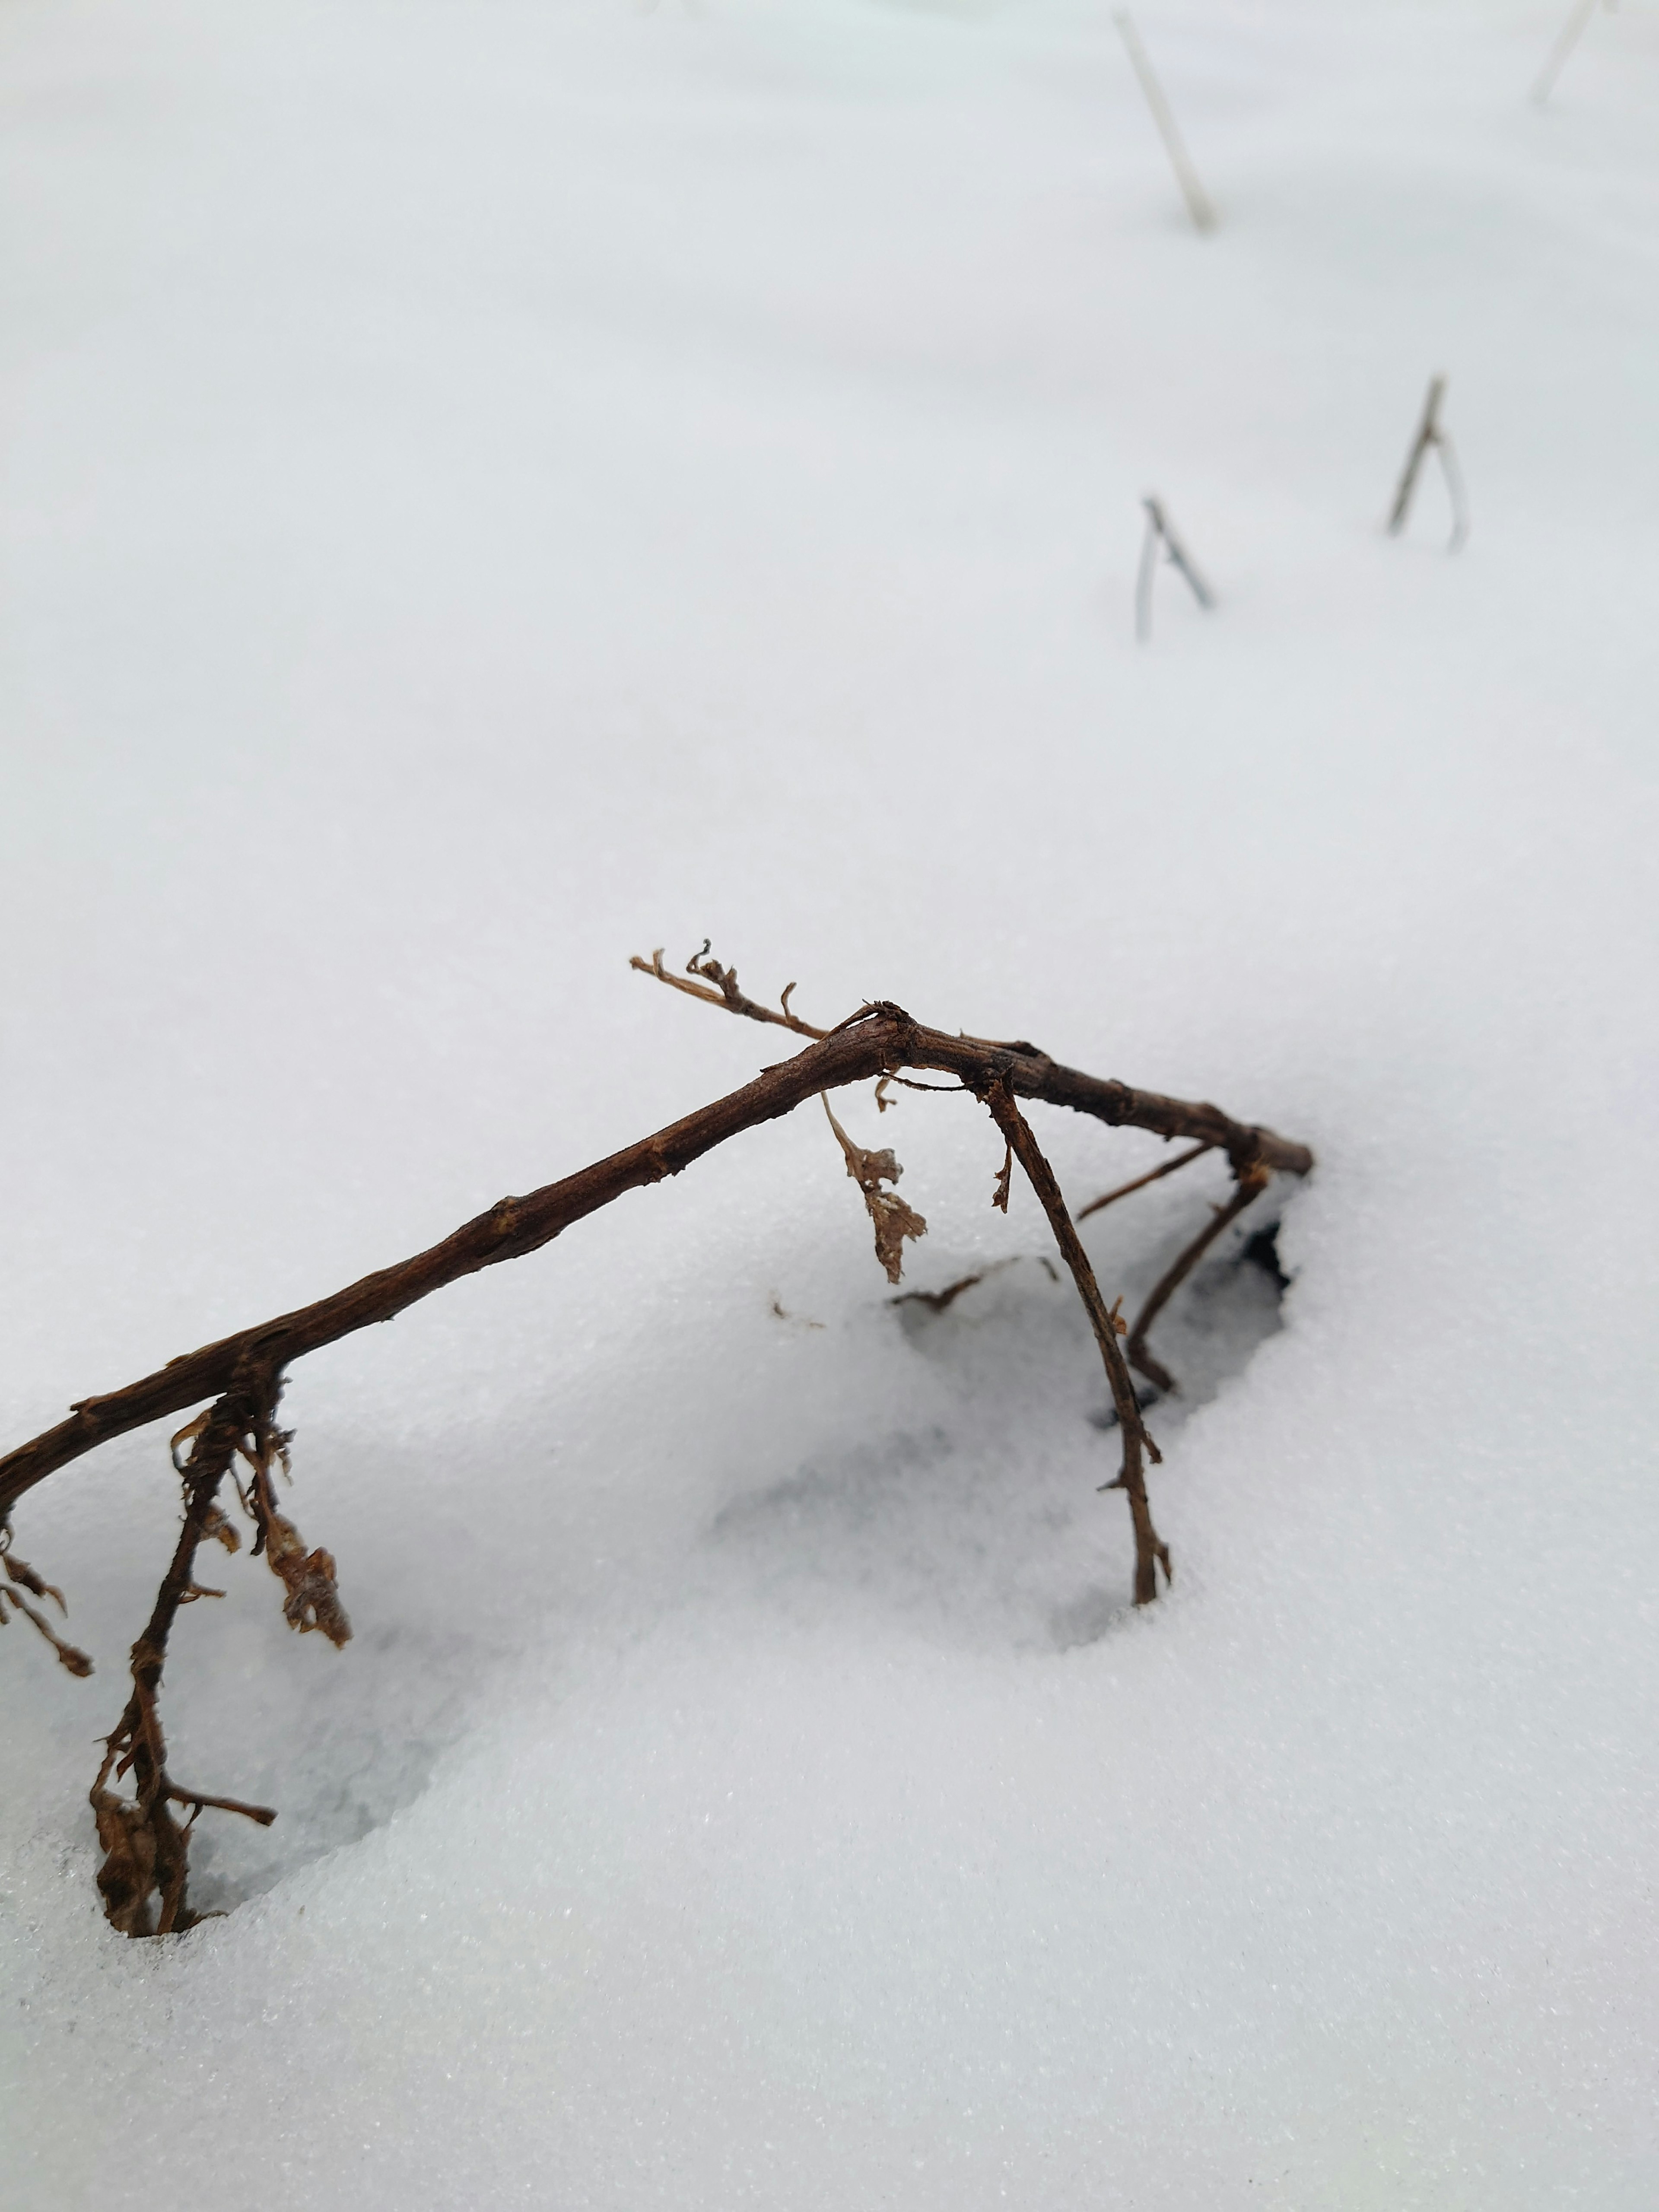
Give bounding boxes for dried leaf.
[991,1143,1013,1214]
[822,1096,928,1284]
[262,1513,352,1646]
[92,1789,161,1936]
[2,1545,66,1613]
[199,1503,241,1555]
[0,1523,93,1674]
[866,1189,928,1285]
[169,1409,212,1473]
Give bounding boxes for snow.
[2,0,1657,2202]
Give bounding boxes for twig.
[1078,1141,1214,1221]
[891,1257,1018,1316]
[979,1079,1170,1605]
[89,1362,340,1936]
[1387,376,1469,552]
[91,1374,272,1935]
[628,944,829,1039]
[0,948,1312,1930]
[1137,496,1215,643]
[0,1521,93,1675]
[1126,1170,1269,1393]
[1436,432,1470,554]
[167,1785,278,1828]
[1114,10,1217,232]
[0,992,1310,1522]
[1532,0,1603,105]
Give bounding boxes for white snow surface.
[2,0,1657,2203]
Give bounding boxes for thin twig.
[1388,376,1466,550]
[166,1785,278,1827]
[1077,1141,1214,1221]
[91,1377,269,1934]
[89,1360,337,1936]
[890,1258,1019,1316]
[1438,431,1471,554]
[1388,375,1444,534]
[0,992,1310,1521]
[1136,503,1160,644]
[1532,0,1601,105]
[0,950,1313,1932]
[1126,1171,1269,1394]
[979,1078,1170,1605]
[1150,498,1215,608]
[1138,496,1215,641]
[628,945,830,1039]
[1114,10,1217,232]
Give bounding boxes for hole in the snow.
[1241,1220,1290,1290]
[709,1176,1297,1653]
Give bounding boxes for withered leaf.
[262,1513,352,1646]
[822,1096,928,1284]
[92,1790,162,1936]
[0,1526,93,1674]
[992,1143,1013,1214]
[2,1545,66,1613]
[199,1503,241,1555]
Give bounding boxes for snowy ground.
[2,0,1657,2203]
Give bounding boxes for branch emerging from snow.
[0,947,1311,1935]
[0,976,1309,1520]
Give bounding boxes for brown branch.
[1125,1170,1269,1395]
[627,944,830,1039]
[92,1380,263,1934]
[0,1585,95,1674]
[167,1785,278,1828]
[632,951,1311,1170]
[979,1078,1170,1605]
[891,1258,1014,1316]
[90,1363,327,1936]
[0,948,1313,1932]
[0,993,1310,1522]
[0,1523,93,1675]
[0,1011,897,1517]
[1077,1141,1214,1221]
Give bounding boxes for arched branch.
[0,951,1312,1935]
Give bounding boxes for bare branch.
[90,1362,321,1936]
[167,1785,277,1828]
[1125,1170,1271,1394]
[1114,10,1217,232]
[978,1077,1170,1605]
[0,991,1310,1520]
[627,943,830,1038]
[0,1523,92,1675]
[0,952,1313,1932]
[1077,1141,1214,1221]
